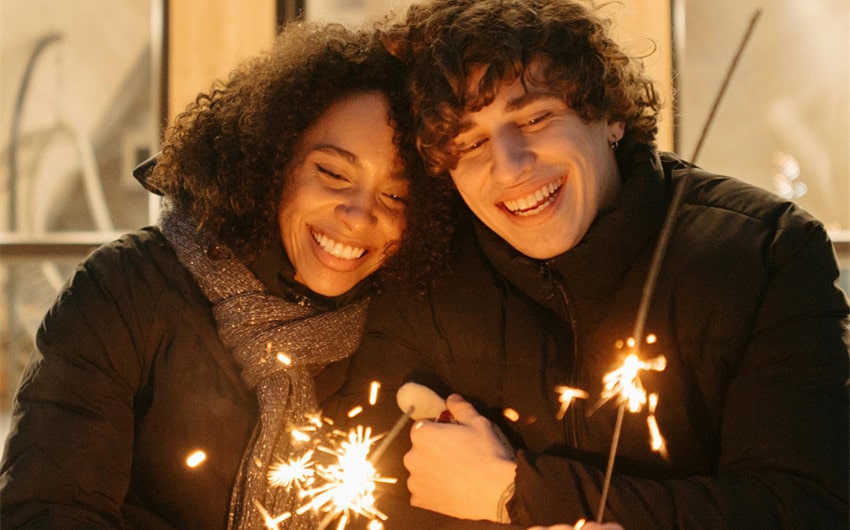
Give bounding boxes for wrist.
[496,480,516,523]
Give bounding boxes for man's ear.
[608,120,625,143]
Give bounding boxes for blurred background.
[1,0,848,449]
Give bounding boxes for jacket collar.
[247,238,372,312]
[475,147,671,322]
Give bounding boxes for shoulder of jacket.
[660,158,822,234]
[75,227,194,301]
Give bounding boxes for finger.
[445,393,482,424]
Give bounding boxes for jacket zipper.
[541,260,582,449]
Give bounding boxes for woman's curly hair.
[149,22,457,290]
[380,0,661,174]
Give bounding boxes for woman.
[0,22,454,529]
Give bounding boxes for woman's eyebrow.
[311,143,359,167]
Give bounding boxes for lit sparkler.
[593,10,762,524]
[593,339,666,524]
[255,382,412,530]
[295,425,396,530]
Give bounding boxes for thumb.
[445,393,482,424]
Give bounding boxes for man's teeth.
[313,231,366,259]
[503,181,561,216]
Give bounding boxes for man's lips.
[501,179,563,216]
[311,229,366,260]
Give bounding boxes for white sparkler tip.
[396,382,447,420]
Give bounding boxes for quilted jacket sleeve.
[0,236,158,528]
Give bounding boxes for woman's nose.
[335,193,378,231]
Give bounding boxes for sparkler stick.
[594,10,762,523]
[368,407,415,464]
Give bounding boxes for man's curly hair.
[149,22,457,290]
[380,0,661,175]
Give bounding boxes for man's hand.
[527,522,624,530]
[404,393,517,521]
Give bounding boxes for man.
[335,1,849,528]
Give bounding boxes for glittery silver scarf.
[159,199,369,529]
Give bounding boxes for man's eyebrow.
[504,90,561,112]
[311,143,359,166]
[456,90,562,133]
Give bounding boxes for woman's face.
[278,91,409,297]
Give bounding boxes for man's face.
[448,64,625,259]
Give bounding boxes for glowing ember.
[369,381,381,406]
[502,407,520,422]
[554,386,590,419]
[347,406,363,418]
[185,450,207,468]
[646,393,668,457]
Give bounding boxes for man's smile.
[501,179,563,217]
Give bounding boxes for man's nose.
[490,128,535,183]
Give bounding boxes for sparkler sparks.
[592,337,667,524]
[296,425,396,530]
[596,352,666,414]
[554,386,590,419]
[268,450,316,488]
[255,385,411,530]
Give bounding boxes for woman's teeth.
[312,230,366,259]
[503,181,561,216]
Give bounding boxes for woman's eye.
[383,193,408,209]
[316,163,346,181]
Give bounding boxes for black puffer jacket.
[338,149,850,529]
[0,229,352,529]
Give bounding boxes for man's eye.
[525,111,552,127]
[459,138,488,154]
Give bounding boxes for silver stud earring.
[609,139,619,150]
